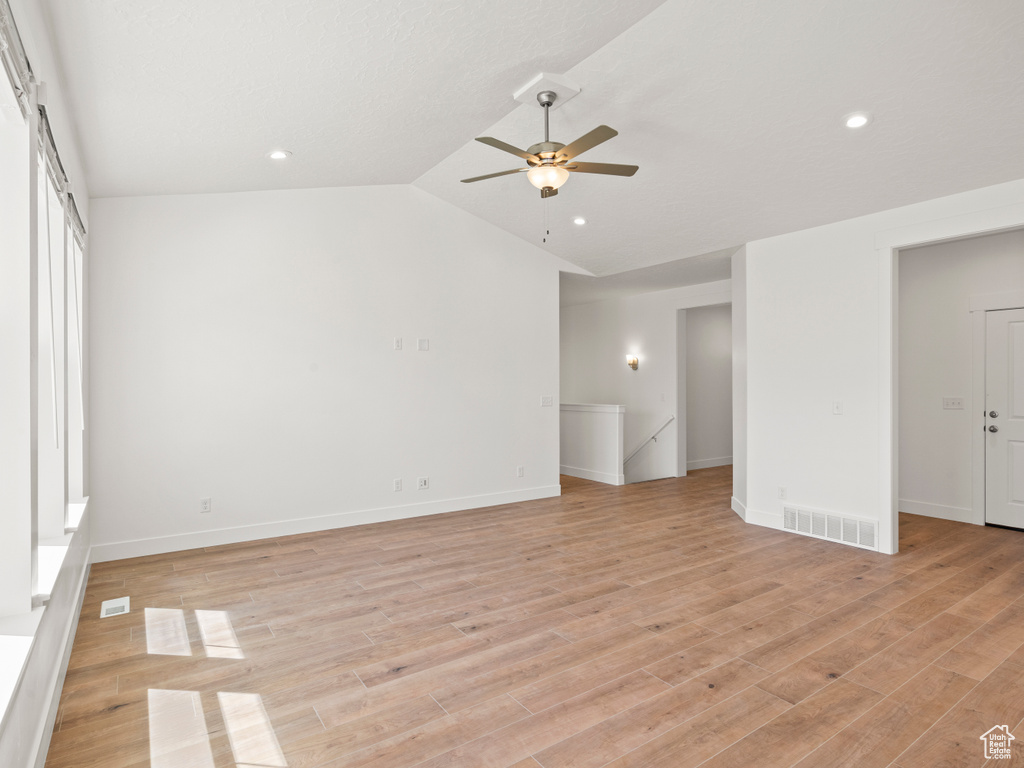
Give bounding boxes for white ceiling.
[41,0,667,196]
[560,247,735,307]
[41,0,1024,280]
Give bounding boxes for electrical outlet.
[417,338,429,352]
[393,337,402,351]
[832,400,844,415]
[200,498,212,513]
[777,487,786,500]
[516,465,524,478]
[393,478,402,492]
[417,476,429,490]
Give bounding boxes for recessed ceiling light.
[573,217,587,226]
[844,112,871,129]
[268,150,292,160]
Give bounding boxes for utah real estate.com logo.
[980,725,1015,759]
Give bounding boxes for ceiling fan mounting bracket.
[513,73,580,110]
[536,90,557,108]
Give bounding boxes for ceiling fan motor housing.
[526,142,567,164]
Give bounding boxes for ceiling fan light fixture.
[527,165,569,191]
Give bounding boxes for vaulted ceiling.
[42,0,1024,283]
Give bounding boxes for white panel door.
[986,308,1024,528]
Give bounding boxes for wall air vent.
[782,506,878,551]
[100,596,130,618]
[797,510,811,533]
[842,518,859,544]
[858,521,876,549]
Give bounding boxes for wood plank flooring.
[45,467,1024,767]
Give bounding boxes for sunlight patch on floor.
[148,689,215,768]
[145,608,192,656]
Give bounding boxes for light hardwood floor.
[46,467,1024,767]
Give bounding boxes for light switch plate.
[942,397,964,410]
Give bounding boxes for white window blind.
[0,0,30,117]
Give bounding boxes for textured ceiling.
[561,247,735,307]
[41,0,668,198]
[415,0,1024,275]
[40,0,1024,279]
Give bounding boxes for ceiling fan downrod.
[538,90,555,143]
[533,91,564,198]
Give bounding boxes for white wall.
[685,303,732,470]
[744,178,1024,553]
[559,404,625,485]
[88,185,563,559]
[899,229,1024,523]
[731,246,747,517]
[560,279,731,484]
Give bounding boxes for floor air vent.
[100,596,130,618]
[782,506,878,550]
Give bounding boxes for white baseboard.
[560,465,625,486]
[898,498,978,525]
[744,506,783,530]
[688,456,733,471]
[731,496,747,521]
[90,485,562,562]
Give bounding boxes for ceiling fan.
[461,90,638,198]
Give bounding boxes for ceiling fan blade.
[557,126,618,161]
[460,168,528,183]
[475,137,539,162]
[565,161,638,177]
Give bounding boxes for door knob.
[989,425,999,432]
[989,410,999,418]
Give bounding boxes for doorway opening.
[897,228,1024,530]
[676,304,733,477]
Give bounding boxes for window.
[0,0,88,615]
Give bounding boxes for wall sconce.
[626,355,639,371]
